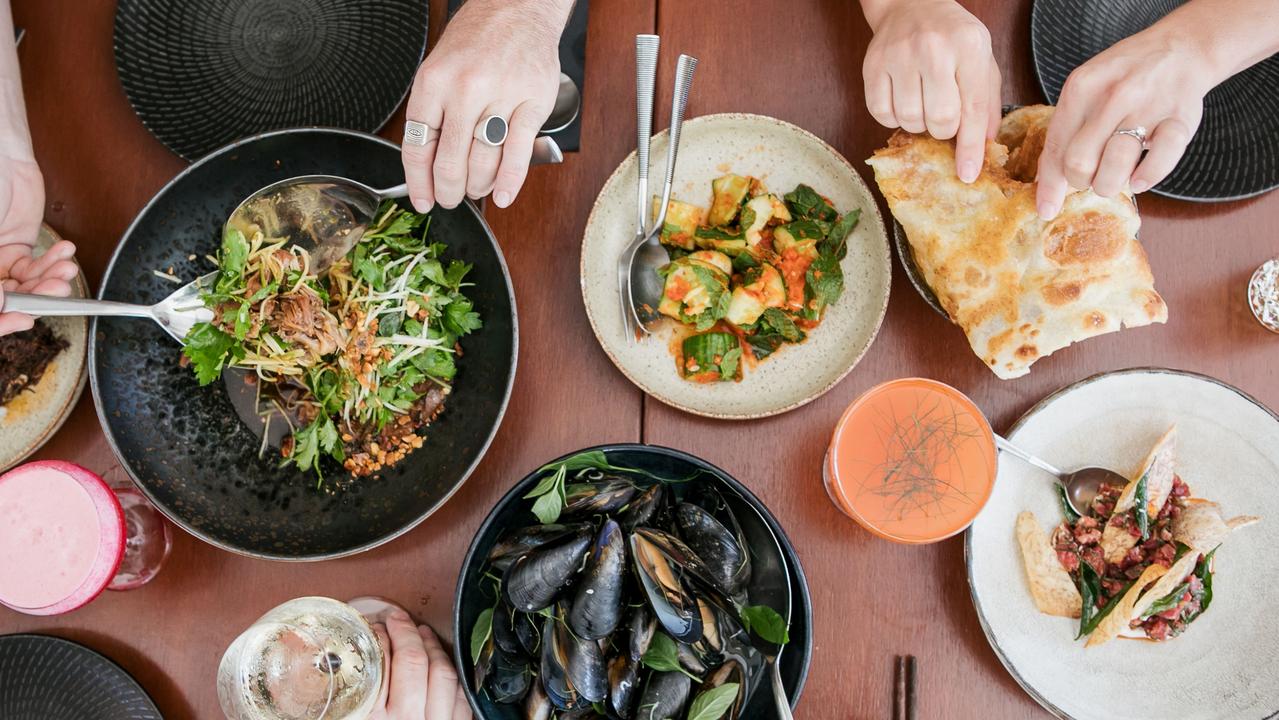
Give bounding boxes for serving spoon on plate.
[3,138,564,342]
[994,435,1128,516]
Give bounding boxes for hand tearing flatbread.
[866,105,1167,379]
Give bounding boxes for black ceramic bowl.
[90,128,517,560]
[453,444,813,719]
[0,634,161,720]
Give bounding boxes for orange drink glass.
[824,378,996,543]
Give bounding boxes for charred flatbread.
[1101,427,1177,563]
[1086,562,1168,648]
[1174,500,1261,554]
[1015,511,1082,618]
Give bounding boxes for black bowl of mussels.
[453,444,813,719]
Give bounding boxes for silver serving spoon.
[4,138,564,341]
[722,490,794,720]
[994,435,1129,515]
[622,53,697,336]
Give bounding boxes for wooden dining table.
[6,0,1278,717]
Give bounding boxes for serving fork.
[618,38,697,341]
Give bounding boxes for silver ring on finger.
[1113,125,1150,151]
[474,115,508,147]
[404,119,439,146]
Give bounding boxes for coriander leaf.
[686,684,740,720]
[443,260,472,290]
[412,348,456,380]
[232,301,252,341]
[182,322,235,385]
[443,298,483,336]
[470,607,494,664]
[641,633,700,681]
[419,259,447,286]
[739,605,789,645]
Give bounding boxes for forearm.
[463,0,574,45]
[1154,0,1279,83]
[860,0,952,31]
[0,0,34,161]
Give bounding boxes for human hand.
[862,0,1002,183]
[368,611,471,720]
[1034,30,1213,218]
[0,156,76,336]
[401,0,570,212]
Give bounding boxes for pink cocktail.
[0,460,171,615]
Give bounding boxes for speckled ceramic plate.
[0,225,89,472]
[581,113,892,419]
[966,368,1279,719]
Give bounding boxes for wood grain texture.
[3,0,652,717]
[4,0,1279,718]
[643,1,1279,718]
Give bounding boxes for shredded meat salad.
[1052,476,1209,641]
[182,202,482,481]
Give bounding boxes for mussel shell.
[489,649,532,704]
[568,519,627,640]
[542,603,608,708]
[700,656,750,719]
[514,609,540,657]
[607,653,641,720]
[488,523,588,572]
[618,483,664,532]
[524,680,552,720]
[627,605,657,662]
[492,604,523,655]
[636,671,691,720]
[677,643,707,675]
[633,527,728,597]
[474,634,496,689]
[503,527,592,613]
[562,476,639,519]
[674,502,750,596]
[630,531,702,644]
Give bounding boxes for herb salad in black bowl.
[453,444,813,719]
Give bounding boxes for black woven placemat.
[0,635,162,720]
[114,0,428,161]
[446,0,587,152]
[1031,0,1279,201]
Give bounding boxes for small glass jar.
[1248,259,1279,334]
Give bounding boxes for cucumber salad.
[654,174,859,382]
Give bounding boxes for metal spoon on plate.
[994,435,1128,515]
[3,138,564,341]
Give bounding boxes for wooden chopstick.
[893,654,917,720]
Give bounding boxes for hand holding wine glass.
[368,612,470,720]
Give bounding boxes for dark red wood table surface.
[5,0,1277,717]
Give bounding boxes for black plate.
[90,128,517,560]
[113,0,427,161]
[453,444,813,719]
[1031,0,1279,201]
[0,634,161,720]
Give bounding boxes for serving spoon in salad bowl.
[2,138,564,340]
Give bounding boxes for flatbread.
[1087,562,1168,648]
[867,105,1167,379]
[1101,427,1177,563]
[1015,511,1082,618]
[1174,500,1262,554]
[1131,550,1201,622]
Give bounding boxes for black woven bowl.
[0,634,161,720]
[90,128,517,560]
[453,444,813,719]
[1031,0,1279,201]
[114,0,427,161]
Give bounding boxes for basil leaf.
[470,607,494,664]
[530,492,564,525]
[641,633,699,680]
[1056,484,1081,523]
[1135,473,1150,540]
[686,684,740,720]
[740,605,789,645]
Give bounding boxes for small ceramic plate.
[966,368,1279,719]
[0,634,161,719]
[0,225,89,472]
[581,113,892,419]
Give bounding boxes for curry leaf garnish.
[740,605,789,645]
[470,607,494,664]
[641,632,700,681]
[1077,562,1135,639]
[1140,581,1190,620]
[1134,473,1150,540]
[1181,547,1217,626]
[686,684,740,720]
[1056,483,1081,523]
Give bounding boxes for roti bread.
[1015,511,1082,618]
[867,105,1167,379]
[1174,500,1261,553]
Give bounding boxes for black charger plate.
[90,128,516,560]
[1031,0,1279,201]
[114,0,428,160]
[0,635,161,720]
[454,444,813,719]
